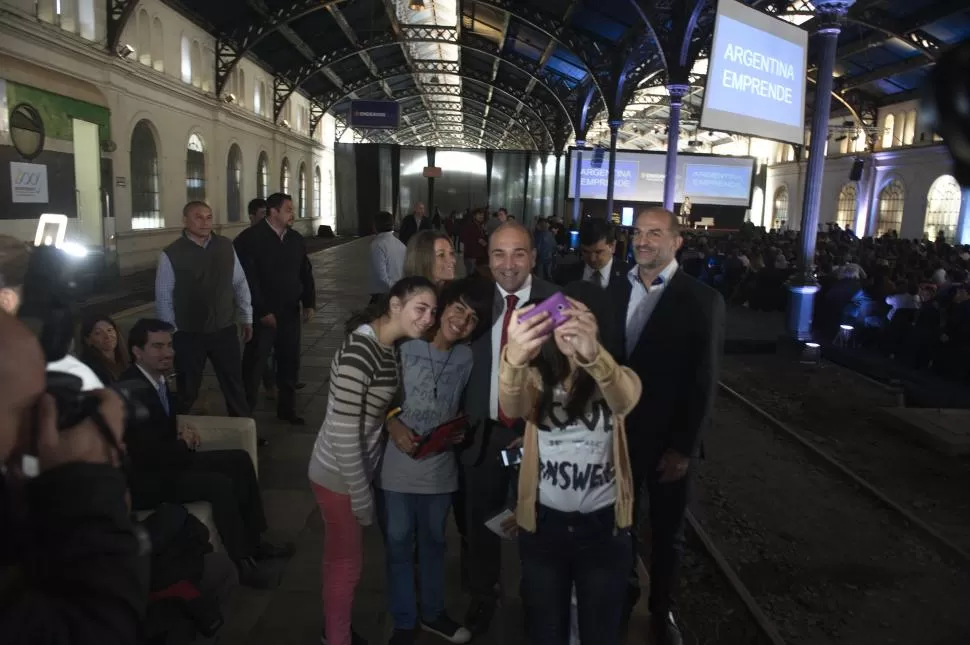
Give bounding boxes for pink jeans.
[312,483,363,645]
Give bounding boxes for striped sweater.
[308,325,399,525]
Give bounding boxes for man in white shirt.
[459,223,557,635]
[611,208,725,645]
[368,210,407,303]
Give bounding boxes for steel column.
[662,85,689,212]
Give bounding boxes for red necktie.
[498,294,519,427]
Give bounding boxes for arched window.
[924,175,962,242]
[151,17,164,72]
[882,114,895,149]
[876,179,905,237]
[180,35,192,83]
[130,120,161,230]
[186,133,206,202]
[191,40,202,87]
[137,9,151,66]
[772,186,789,230]
[298,163,307,218]
[903,110,917,146]
[254,82,262,116]
[836,183,857,229]
[280,157,290,194]
[237,68,246,107]
[78,0,95,40]
[226,144,243,223]
[313,166,322,219]
[257,152,269,198]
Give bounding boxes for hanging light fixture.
[409,0,425,10]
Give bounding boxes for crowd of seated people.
[673,222,970,382]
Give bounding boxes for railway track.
[679,381,970,645]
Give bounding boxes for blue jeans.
[378,490,452,629]
[519,504,633,645]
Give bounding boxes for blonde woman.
[403,230,457,288]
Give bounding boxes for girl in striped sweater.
[308,276,437,645]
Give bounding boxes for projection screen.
[566,149,755,208]
[700,0,809,144]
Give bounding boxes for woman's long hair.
[345,275,436,335]
[78,313,129,381]
[403,230,453,284]
[530,280,617,424]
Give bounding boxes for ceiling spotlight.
[409,0,425,10]
[224,93,237,103]
[280,119,291,129]
[117,43,135,58]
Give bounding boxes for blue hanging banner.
[348,100,401,129]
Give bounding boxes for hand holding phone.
[506,294,570,367]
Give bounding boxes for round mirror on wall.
[10,103,45,160]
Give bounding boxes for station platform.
[106,236,652,645]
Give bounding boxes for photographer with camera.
[0,310,149,644]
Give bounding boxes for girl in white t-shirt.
[500,281,641,645]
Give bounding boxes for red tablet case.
[412,414,469,459]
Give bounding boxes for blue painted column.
[956,186,970,245]
[572,141,585,227]
[605,120,622,220]
[786,1,853,341]
[663,84,689,212]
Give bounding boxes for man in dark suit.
[398,201,432,247]
[458,222,558,634]
[610,208,725,645]
[555,217,628,288]
[235,193,316,425]
[122,318,293,588]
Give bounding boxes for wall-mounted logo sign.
[10,161,49,203]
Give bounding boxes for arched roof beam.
[405,117,526,147]
[322,72,557,151]
[333,91,543,151]
[395,95,540,150]
[215,0,345,96]
[403,123,522,150]
[469,1,608,117]
[334,88,543,150]
[274,31,576,135]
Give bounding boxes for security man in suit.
[458,222,558,635]
[610,207,725,645]
[555,217,628,288]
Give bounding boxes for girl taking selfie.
[500,281,642,645]
[308,276,437,645]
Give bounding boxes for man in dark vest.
[155,201,253,418]
[236,193,316,425]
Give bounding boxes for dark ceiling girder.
[837,56,933,92]
[107,0,141,52]
[271,29,576,129]
[321,70,556,150]
[214,0,344,96]
[399,104,532,147]
[404,122,513,148]
[471,0,609,121]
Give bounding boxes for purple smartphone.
[517,292,572,328]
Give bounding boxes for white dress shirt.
[489,277,533,420]
[625,259,679,358]
[583,257,614,288]
[369,232,407,294]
